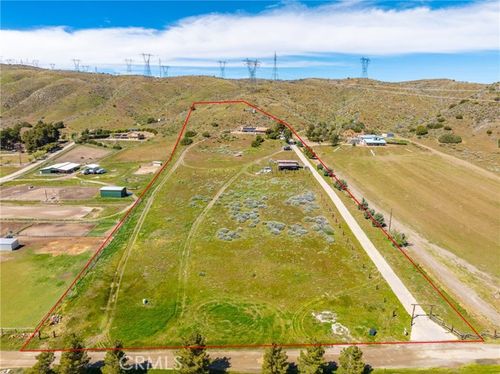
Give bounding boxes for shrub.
[391,230,409,247]
[444,126,452,131]
[112,144,122,150]
[372,213,385,227]
[211,122,219,127]
[438,133,462,144]
[185,130,197,138]
[455,114,463,119]
[317,164,323,170]
[202,131,211,138]
[486,130,492,135]
[437,117,445,123]
[180,137,193,146]
[304,147,315,159]
[364,208,375,220]
[251,135,265,148]
[427,123,443,129]
[415,126,428,136]
[334,179,348,191]
[386,138,408,145]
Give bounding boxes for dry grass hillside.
[1,64,498,171]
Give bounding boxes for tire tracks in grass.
[99,140,203,340]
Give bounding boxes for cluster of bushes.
[21,121,64,153]
[358,198,385,227]
[415,125,428,136]
[266,122,292,142]
[438,133,462,144]
[385,138,408,145]
[305,121,340,145]
[0,122,31,150]
[181,129,198,146]
[334,179,348,191]
[317,163,334,177]
[304,147,315,159]
[342,120,366,133]
[427,122,443,129]
[251,135,265,148]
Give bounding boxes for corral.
[1,205,95,219]
[0,185,99,201]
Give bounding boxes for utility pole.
[360,57,370,78]
[272,51,278,81]
[141,53,152,76]
[389,208,393,232]
[72,59,81,72]
[218,60,227,78]
[125,59,133,73]
[243,58,261,85]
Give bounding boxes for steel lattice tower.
[141,53,152,76]
[360,57,370,78]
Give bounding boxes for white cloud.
[1,1,498,69]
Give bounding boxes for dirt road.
[1,343,498,371]
[292,145,455,341]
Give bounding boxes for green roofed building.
[100,186,127,198]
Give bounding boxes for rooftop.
[100,186,126,191]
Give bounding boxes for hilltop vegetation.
[1,65,498,171]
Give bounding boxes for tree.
[21,121,61,153]
[372,212,385,227]
[58,334,90,374]
[283,128,293,142]
[334,179,348,191]
[330,132,340,146]
[251,135,265,148]
[337,346,365,374]
[176,332,211,374]
[390,229,409,247]
[358,198,369,211]
[28,352,55,374]
[262,344,289,374]
[297,344,325,374]
[102,341,127,374]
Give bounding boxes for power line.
[72,59,81,72]
[218,60,227,78]
[125,59,133,73]
[243,58,261,84]
[360,57,370,78]
[141,53,152,76]
[272,52,278,81]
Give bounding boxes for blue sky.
[1,1,499,82]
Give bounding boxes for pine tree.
[58,334,90,374]
[102,341,126,374]
[176,332,211,374]
[262,344,289,374]
[28,352,55,374]
[337,346,365,374]
[297,344,325,374]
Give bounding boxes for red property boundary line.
[20,99,483,352]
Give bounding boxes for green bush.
[202,132,211,138]
[486,129,492,135]
[180,137,193,146]
[455,114,463,119]
[444,126,452,131]
[334,179,348,191]
[317,164,323,170]
[385,138,408,145]
[437,117,445,123]
[438,133,462,144]
[415,126,428,136]
[185,130,197,138]
[304,147,315,159]
[427,123,443,129]
[251,135,265,148]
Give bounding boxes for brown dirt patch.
[19,223,95,237]
[0,221,31,236]
[18,236,104,256]
[0,185,98,201]
[0,205,95,219]
[54,144,111,163]
[134,164,161,175]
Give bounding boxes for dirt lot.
[54,144,111,163]
[19,222,95,237]
[0,185,99,201]
[0,221,30,236]
[134,164,161,175]
[1,205,95,219]
[16,236,104,256]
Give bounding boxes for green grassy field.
[25,132,411,349]
[313,144,500,278]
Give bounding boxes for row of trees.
[0,121,64,153]
[28,333,367,374]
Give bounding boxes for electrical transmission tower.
[272,52,278,81]
[218,60,227,78]
[161,65,169,78]
[243,58,261,84]
[125,59,133,73]
[141,53,152,76]
[32,59,39,67]
[360,57,370,78]
[49,63,55,70]
[72,59,81,72]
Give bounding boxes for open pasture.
[18,222,96,237]
[313,143,500,278]
[29,131,410,349]
[1,204,95,219]
[52,144,111,164]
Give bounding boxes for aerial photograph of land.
[0,1,498,373]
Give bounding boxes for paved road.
[0,142,76,185]
[1,343,498,371]
[292,145,455,341]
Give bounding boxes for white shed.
[0,237,20,251]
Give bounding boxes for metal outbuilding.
[0,237,20,251]
[100,186,127,198]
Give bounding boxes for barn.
[40,162,81,174]
[100,186,127,198]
